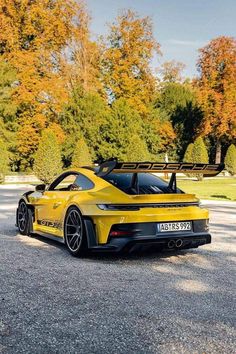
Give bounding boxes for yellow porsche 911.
[16,159,224,256]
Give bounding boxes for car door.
[35,173,79,237]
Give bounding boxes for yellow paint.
[22,168,209,244]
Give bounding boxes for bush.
[72,138,92,168]
[33,130,62,184]
[183,138,208,180]
[183,143,194,178]
[183,143,194,162]
[192,137,208,181]
[0,139,9,183]
[225,144,236,175]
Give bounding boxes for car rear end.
[83,163,219,252]
[93,192,210,252]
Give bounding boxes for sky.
[86,0,236,78]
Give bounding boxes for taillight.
[97,204,140,211]
[109,230,134,237]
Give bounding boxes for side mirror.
[35,184,46,192]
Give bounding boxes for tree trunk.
[215,140,221,163]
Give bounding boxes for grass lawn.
[177,177,236,201]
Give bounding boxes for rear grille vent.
[97,202,199,211]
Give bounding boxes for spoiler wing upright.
[96,159,224,178]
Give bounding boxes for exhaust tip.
[176,239,183,248]
[167,240,176,249]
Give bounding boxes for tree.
[65,7,103,94]
[0,139,9,183]
[125,135,150,161]
[0,0,86,169]
[192,137,209,181]
[159,60,186,83]
[155,82,203,158]
[102,9,160,114]
[0,59,17,123]
[61,89,109,165]
[225,144,236,175]
[33,130,62,184]
[98,98,143,160]
[196,36,236,163]
[183,143,194,162]
[72,138,92,168]
[142,108,176,158]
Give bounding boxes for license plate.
[158,221,192,232]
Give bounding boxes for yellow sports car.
[16,159,224,256]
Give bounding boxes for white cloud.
[166,39,207,47]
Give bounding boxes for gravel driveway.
[0,186,235,354]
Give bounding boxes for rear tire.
[17,201,33,236]
[64,206,87,256]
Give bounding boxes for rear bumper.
[102,232,211,253]
[84,219,211,253]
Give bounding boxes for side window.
[74,174,94,190]
[53,175,77,191]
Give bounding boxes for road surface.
[0,186,235,353]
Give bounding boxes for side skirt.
[31,231,65,244]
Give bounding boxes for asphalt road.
[0,186,235,354]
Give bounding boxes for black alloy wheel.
[64,207,87,256]
[17,201,33,235]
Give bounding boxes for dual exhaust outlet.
[167,239,183,249]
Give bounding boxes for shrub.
[225,144,236,175]
[192,137,209,181]
[183,143,194,162]
[72,138,92,168]
[0,139,9,183]
[183,143,194,178]
[33,130,62,184]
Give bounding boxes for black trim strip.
[97,202,199,211]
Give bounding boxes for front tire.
[17,201,33,236]
[64,206,87,256]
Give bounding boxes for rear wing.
[96,159,224,178]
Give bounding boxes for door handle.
[53,202,62,208]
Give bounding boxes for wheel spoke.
[18,202,28,232]
[70,211,77,225]
[71,236,78,250]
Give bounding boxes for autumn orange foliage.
[102,10,161,115]
[0,0,84,167]
[196,36,236,162]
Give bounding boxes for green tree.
[98,98,143,160]
[33,130,62,184]
[183,143,194,162]
[0,139,9,183]
[155,82,203,159]
[61,89,108,165]
[192,137,209,181]
[225,144,236,175]
[125,135,150,161]
[72,138,92,168]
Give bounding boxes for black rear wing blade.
[96,160,224,177]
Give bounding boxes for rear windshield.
[101,172,183,195]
